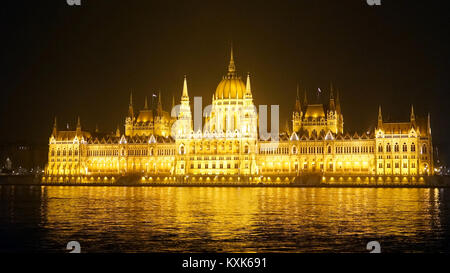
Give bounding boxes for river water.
[1,185,449,253]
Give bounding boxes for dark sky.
[1,0,449,162]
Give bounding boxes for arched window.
[422,144,427,154]
[394,143,399,152]
[179,144,185,155]
[411,143,416,152]
[51,149,55,156]
[402,143,407,152]
[244,144,249,154]
[327,146,332,154]
[378,145,383,153]
[386,143,391,152]
[292,145,298,155]
[68,149,72,156]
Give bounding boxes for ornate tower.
[125,91,134,136]
[292,84,302,132]
[335,89,344,134]
[210,45,257,138]
[175,75,193,138]
[326,83,339,134]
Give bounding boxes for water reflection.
[1,185,449,252]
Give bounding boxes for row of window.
[260,147,290,155]
[190,163,246,169]
[377,143,425,153]
[51,149,79,156]
[189,156,241,161]
[87,150,120,156]
[378,162,416,169]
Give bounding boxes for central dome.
[214,45,249,100]
[215,76,246,99]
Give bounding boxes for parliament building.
[43,48,434,184]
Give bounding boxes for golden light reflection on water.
[27,186,444,252]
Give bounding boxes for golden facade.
[44,48,434,183]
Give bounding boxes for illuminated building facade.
[43,48,434,184]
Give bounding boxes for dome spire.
[228,43,236,75]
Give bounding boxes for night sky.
[1,0,449,163]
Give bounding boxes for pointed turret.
[410,104,415,125]
[76,116,82,134]
[172,95,175,110]
[284,119,290,135]
[144,96,148,110]
[128,91,134,119]
[428,112,432,135]
[329,82,335,111]
[295,84,301,112]
[52,117,57,137]
[177,76,192,136]
[116,124,121,137]
[378,106,383,129]
[182,75,189,101]
[245,73,252,97]
[95,123,99,133]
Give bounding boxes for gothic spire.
[329,82,335,111]
[76,116,82,134]
[295,83,301,112]
[144,96,148,110]
[116,124,121,137]
[52,116,57,136]
[182,75,189,99]
[330,82,334,100]
[378,105,383,128]
[336,89,341,113]
[245,73,252,97]
[128,91,134,119]
[157,90,163,113]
